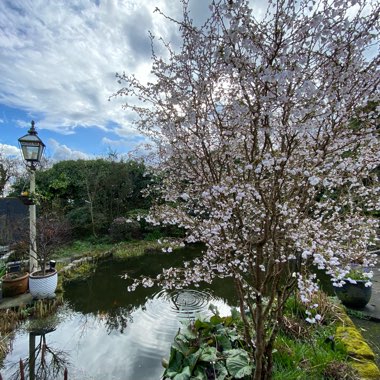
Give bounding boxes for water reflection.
[6,322,69,380]
[2,289,233,380]
[2,249,237,379]
[27,328,68,380]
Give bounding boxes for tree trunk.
[253,296,268,380]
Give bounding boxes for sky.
[0,0,215,162]
[1,0,371,163]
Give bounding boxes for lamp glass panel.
[21,145,40,161]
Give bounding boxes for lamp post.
[18,121,45,273]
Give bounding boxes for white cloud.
[0,0,185,136]
[48,138,91,161]
[0,0,268,142]
[0,143,21,157]
[101,137,127,147]
[101,135,152,158]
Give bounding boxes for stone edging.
[336,312,380,379]
[58,250,113,274]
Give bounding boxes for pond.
[2,246,379,379]
[1,246,238,380]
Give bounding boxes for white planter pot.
[29,269,58,299]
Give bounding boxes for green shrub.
[109,217,142,242]
[144,229,164,241]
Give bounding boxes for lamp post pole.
[29,332,36,380]
[29,168,37,272]
[18,120,45,274]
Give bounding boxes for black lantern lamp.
[18,120,45,170]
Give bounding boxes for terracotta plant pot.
[29,269,58,299]
[2,272,29,297]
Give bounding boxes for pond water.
[1,246,237,380]
[2,247,379,379]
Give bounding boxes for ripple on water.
[129,289,228,355]
[147,289,213,320]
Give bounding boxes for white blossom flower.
[308,176,320,186]
[180,193,190,201]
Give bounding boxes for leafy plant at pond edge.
[162,307,254,380]
[163,298,359,380]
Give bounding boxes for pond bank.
[337,311,380,379]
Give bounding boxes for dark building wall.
[0,197,28,244]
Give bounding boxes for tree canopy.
[114,0,380,379]
[11,158,152,237]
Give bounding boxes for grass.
[53,238,173,261]
[269,292,359,380]
[112,240,167,259]
[272,325,355,379]
[269,292,358,379]
[53,239,114,260]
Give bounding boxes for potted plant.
[29,213,70,299]
[19,191,34,205]
[333,265,373,309]
[2,241,30,298]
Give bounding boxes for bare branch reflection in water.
[10,330,69,380]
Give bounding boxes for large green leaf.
[214,362,229,380]
[216,334,232,351]
[210,314,223,325]
[173,339,192,356]
[173,366,192,380]
[222,308,241,327]
[182,325,198,340]
[199,346,218,362]
[175,332,190,343]
[230,308,240,321]
[225,329,240,343]
[225,349,254,379]
[194,319,211,331]
[184,348,202,372]
[164,349,185,378]
[190,366,208,380]
[209,304,220,316]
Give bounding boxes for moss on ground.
[336,323,380,379]
[336,327,375,360]
[352,361,380,380]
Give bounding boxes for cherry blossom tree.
[114,0,379,378]
[0,148,22,197]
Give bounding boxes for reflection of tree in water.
[10,329,69,380]
[101,306,135,334]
